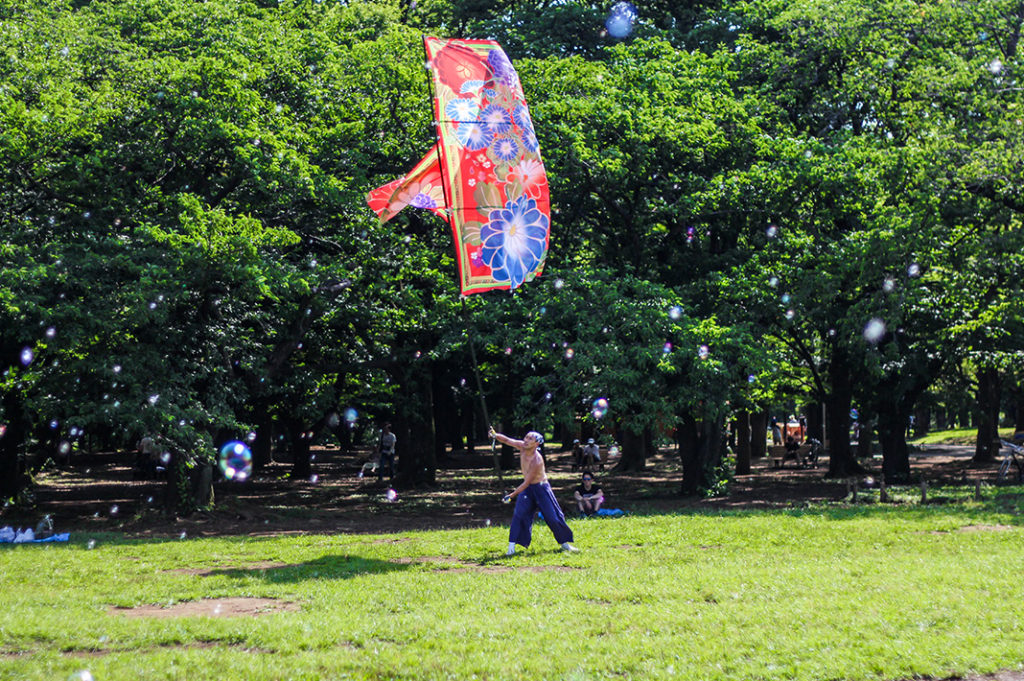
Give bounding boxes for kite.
[367,36,551,295]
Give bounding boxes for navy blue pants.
[509,482,574,548]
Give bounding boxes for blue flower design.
[513,104,534,132]
[487,49,519,88]
[445,98,480,123]
[521,129,539,153]
[491,136,520,163]
[411,193,437,209]
[480,195,549,289]
[460,80,485,94]
[454,122,493,150]
[479,105,511,134]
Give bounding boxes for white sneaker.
[505,548,515,556]
[561,543,579,553]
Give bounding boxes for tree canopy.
[1,0,1021,509]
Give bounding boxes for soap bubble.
[698,345,710,360]
[766,224,778,238]
[385,489,398,502]
[863,318,887,344]
[553,278,564,289]
[907,263,921,278]
[344,407,358,424]
[785,309,796,320]
[989,59,1003,74]
[45,326,56,339]
[605,1,637,38]
[662,342,673,354]
[592,398,609,419]
[86,539,96,550]
[565,348,575,359]
[218,441,253,481]
[768,276,778,287]
[19,347,33,366]
[747,374,756,383]
[67,670,94,681]
[668,305,682,320]
[179,531,187,540]
[883,277,896,293]
[109,505,119,516]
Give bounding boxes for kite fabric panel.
[366,36,551,295]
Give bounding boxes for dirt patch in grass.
[110,597,299,618]
[390,556,582,574]
[956,524,1015,532]
[470,565,580,575]
[391,555,469,565]
[166,561,293,576]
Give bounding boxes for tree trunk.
[164,449,214,515]
[973,368,1001,463]
[806,403,825,442]
[1013,383,1024,433]
[0,390,27,501]
[734,411,751,476]
[251,412,274,470]
[289,422,313,480]
[432,369,457,459]
[913,405,930,437]
[877,409,911,484]
[615,426,647,472]
[677,413,726,496]
[856,419,874,459]
[750,411,768,460]
[826,348,860,477]
[393,364,437,486]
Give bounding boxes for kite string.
[462,300,502,483]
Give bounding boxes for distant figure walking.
[377,423,396,481]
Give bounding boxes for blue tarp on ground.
[0,528,70,544]
[538,509,625,520]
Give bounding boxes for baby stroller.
[803,438,823,468]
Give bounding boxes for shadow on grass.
[192,554,411,582]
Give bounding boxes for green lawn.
[909,427,1018,447]
[3,495,1024,681]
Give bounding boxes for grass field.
[3,490,1024,681]
[909,427,1018,447]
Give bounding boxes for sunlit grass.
[910,427,1017,446]
[2,495,1024,681]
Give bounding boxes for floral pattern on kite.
[480,195,549,290]
[366,37,550,295]
[431,39,550,291]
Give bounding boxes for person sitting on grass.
[573,472,604,517]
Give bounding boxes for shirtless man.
[490,427,577,556]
